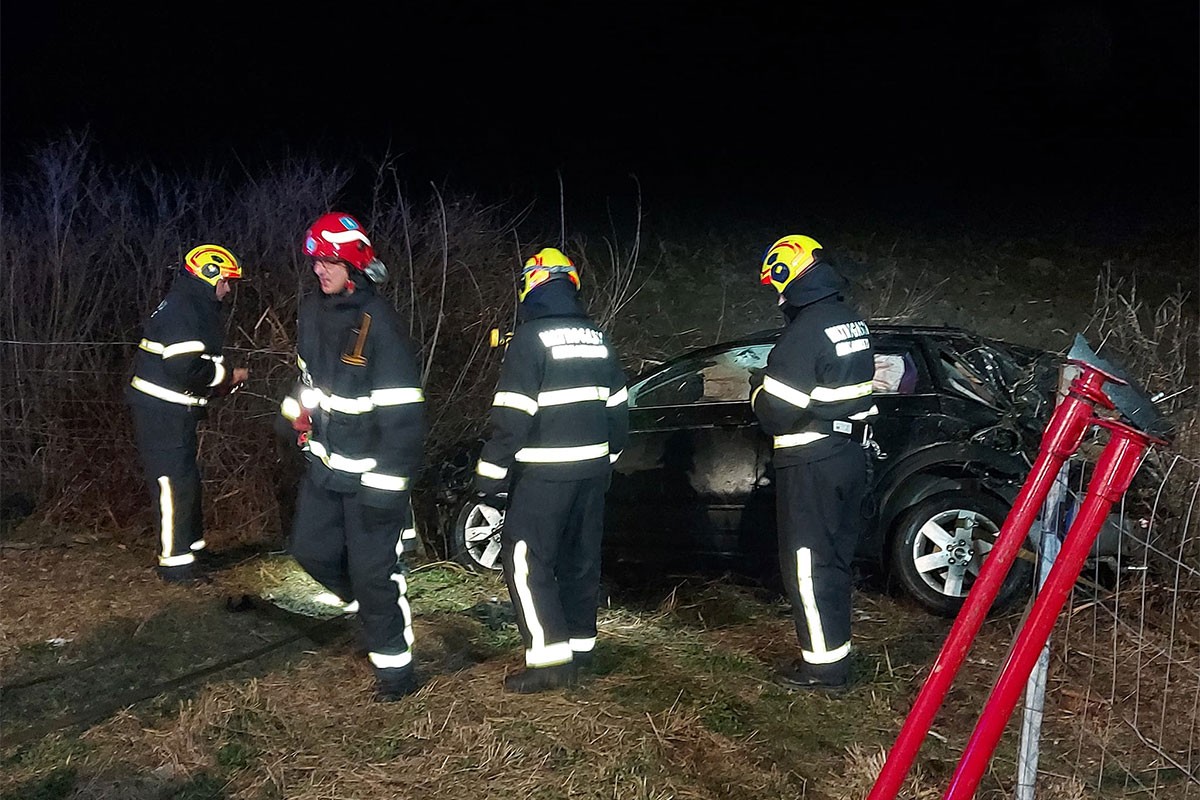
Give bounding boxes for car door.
[606,343,773,568]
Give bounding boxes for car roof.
[629,323,1051,384]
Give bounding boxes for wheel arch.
[867,442,1029,570]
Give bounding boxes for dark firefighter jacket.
[475,279,629,491]
[280,279,426,510]
[127,270,231,417]
[750,260,877,467]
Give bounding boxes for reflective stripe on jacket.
[127,272,226,414]
[476,281,629,486]
[751,265,876,467]
[287,282,426,509]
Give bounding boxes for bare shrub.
[1,134,652,559]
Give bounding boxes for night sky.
[3,2,1197,235]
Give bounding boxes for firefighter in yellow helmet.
[126,245,249,583]
[474,247,629,693]
[750,234,877,692]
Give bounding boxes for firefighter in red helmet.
[127,245,249,583]
[474,247,629,693]
[280,212,427,701]
[751,234,876,692]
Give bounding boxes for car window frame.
[628,343,774,409]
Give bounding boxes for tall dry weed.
[1,134,649,557]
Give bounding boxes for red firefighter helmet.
[303,213,376,271]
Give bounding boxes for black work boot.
[374,669,421,702]
[503,662,578,694]
[774,658,850,694]
[572,651,595,673]
[156,564,212,586]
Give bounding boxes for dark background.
[3,2,1197,238]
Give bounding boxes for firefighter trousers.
[501,473,608,668]
[131,404,205,569]
[775,444,867,669]
[288,473,415,682]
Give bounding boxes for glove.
[475,490,508,511]
[292,409,312,447]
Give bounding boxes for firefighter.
[127,244,248,583]
[750,234,877,692]
[474,247,629,693]
[280,212,427,702]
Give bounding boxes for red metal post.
[943,420,1159,799]
[868,363,1117,800]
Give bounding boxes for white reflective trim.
[803,641,852,664]
[317,390,373,414]
[850,405,879,420]
[795,547,849,664]
[159,552,195,567]
[157,476,174,563]
[161,340,207,359]
[369,650,413,669]
[189,539,207,552]
[514,540,573,667]
[360,471,408,491]
[322,228,372,246]
[527,641,574,667]
[401,527,417,540]
[139,338,164,354]
[515,443,609,463]
[823,321,871,344]
[207,359,226,388]
[810,381,873,403]
[392,572,415,646]
[570,637,596,653]
[762,375,812,408]
[296,355,307,371]
[371,387,425,406]
[609,451,621,464]
[513,542,549,666]
[537,386,609,406]
[835,338,870,357]
[299,388,321,409]
[131,377,207,406]
[306,440,378,473]
[493,391,539,415]
[606,387,628,407]
[774,432,828,448]
[475,460,509,479]
[280,396,302,421]
[550,344,608,360]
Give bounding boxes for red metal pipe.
[868,363,1117,800]
[942,420,1158,799]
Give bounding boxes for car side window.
[873,350,920,394]
[629,345,772,408]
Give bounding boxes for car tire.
[890,489,1032,617]
[451,498,505,572]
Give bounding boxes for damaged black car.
[434,324,1111,616]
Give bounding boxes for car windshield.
[934,343,1004,407]
[629,345,771,408]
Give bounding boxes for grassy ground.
[2,543,1193,800]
